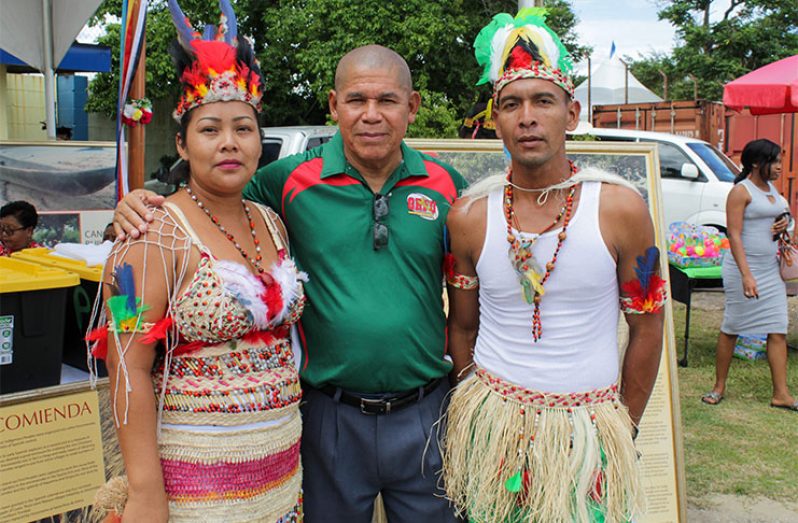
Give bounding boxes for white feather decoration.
[489,24,515,82]
[525,25,561,70]
[269,258,308,326]
[215,260,270,329]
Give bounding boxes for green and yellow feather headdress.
[474,8,574,98]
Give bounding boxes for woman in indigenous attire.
[87,1,305,521]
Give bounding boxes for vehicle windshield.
[686,143,739,182]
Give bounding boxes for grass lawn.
[672,298,798,503]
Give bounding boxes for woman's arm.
[725,185,757,297]
[102,230,179,522]
[106,337,168,522]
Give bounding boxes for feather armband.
[445,253,479,290]
[620,246,668,314]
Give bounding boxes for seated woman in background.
[0,201,41,255]
[86,1,306,521]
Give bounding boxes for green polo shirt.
[244,132,467,392]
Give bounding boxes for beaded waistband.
[475,367,618,408]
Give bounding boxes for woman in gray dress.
[702,139,796,411]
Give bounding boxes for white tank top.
[473,181,620,393]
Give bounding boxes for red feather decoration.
[591,470,604,503]
[620,274,667,313]
[444,252,456,280]
[173,340,206,356]
[262,281,284,322]
[192,40,237,74]
[140,316,174,344]
[86,326,109,360]
[509,45,533,72]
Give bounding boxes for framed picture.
[0,141,116,244]
[406,138,685,523]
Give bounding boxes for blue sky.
[572,0,733,64]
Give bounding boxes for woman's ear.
[176,133,189,161]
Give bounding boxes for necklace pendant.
[259,271,273,286]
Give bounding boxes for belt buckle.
[360,397,391,415]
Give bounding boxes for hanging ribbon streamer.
[114,0,149,202]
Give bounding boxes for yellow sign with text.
[0,390,105,523]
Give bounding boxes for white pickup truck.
[568,126,738,231]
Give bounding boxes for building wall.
[5,73,47,141]
[0,66,8,140]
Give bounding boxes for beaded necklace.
[504,161,578,341]
[184,185,266,277]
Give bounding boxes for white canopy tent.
[0,0,103,138]
[575,57,662,121]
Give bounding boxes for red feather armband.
[620,275,667,314]
[444,253,479,290]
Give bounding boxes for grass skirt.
[441,368,643,523]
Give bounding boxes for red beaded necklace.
[184,185,266,276]
[504,161,578,341]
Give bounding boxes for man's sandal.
[701,391,723,405]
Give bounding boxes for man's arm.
[113,158,293,240]
[445,197,484,384]
[601,185,665,428]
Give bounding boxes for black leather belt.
[316,378,442,415]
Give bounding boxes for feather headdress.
[474,8,574,98]
[168,0,263,122]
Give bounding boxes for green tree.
[86,0,586,137]
[631,0,798,100]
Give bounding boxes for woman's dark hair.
[0,201,38,228]
[734,138,781,184]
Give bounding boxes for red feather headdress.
[168,0,263,122]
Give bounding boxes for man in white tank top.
[441,10,667,523]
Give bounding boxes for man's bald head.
[335,45,413,92]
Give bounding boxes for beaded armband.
[619,246,668,314]
[444,253,479,290]
[448,273,480,290]
[109,320,155,334]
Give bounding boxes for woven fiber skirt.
[441,368,642,523]
[160,408,303,522]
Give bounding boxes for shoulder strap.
[162,202,205,246]
[251,202,289,255]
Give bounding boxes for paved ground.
[687,494,798,522]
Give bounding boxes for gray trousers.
[300,381,459,523]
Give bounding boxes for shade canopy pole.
[42,0,56,139]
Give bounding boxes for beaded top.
[172,253,305,344]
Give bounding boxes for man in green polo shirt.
[114,45,466,522]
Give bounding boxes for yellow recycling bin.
[11,248,104,375]
[0,257,79,394]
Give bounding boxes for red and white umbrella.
[723,55,798,115]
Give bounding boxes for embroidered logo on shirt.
[406,193,439,221]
